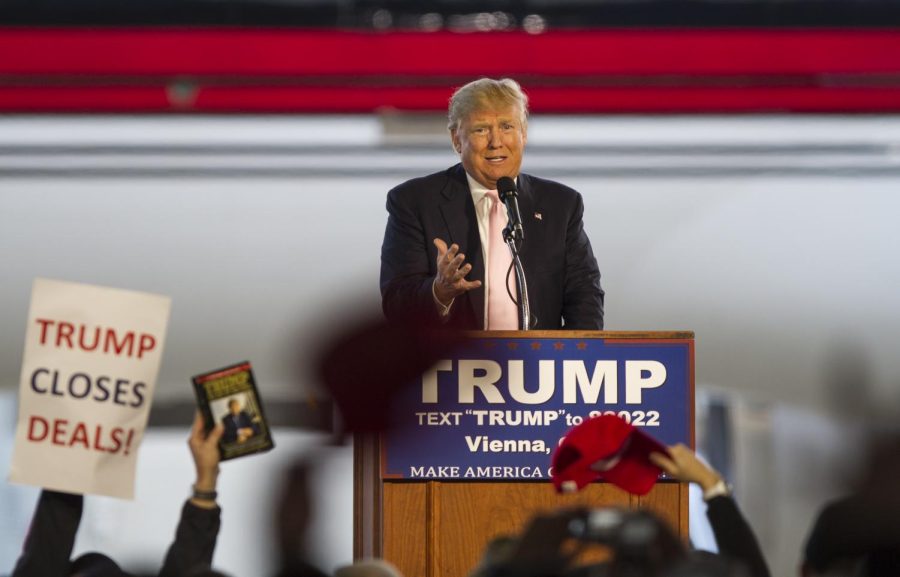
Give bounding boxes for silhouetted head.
[70,552,130,577]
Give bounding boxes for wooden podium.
[354,331,693,577]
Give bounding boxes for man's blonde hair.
[447,78,529,132]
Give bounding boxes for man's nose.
[488,129,503,148]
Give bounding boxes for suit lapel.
[516,173,536,266]
[439,165,485,329]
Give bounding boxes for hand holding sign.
[11,412,228,577]
[9,278,171,499]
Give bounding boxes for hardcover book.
[192,361,274,460]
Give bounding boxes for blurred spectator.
[314,313,463,436]
[470,506,688,577]
[470,501,758,577]
[335,559,403,577]
[800,436,900,577]
[271,460,329,577]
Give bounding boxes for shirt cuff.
[432,278,454,318]
[702,479,731,501]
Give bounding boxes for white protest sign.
[9,278,171,499]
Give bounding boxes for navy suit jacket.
[380,164,604,330]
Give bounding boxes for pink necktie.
[486,190,518,330]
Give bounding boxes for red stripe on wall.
[2,85,899,113]
[1,28,899,112]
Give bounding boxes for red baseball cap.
[551,414,669,496]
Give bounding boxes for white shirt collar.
[464,172,518,204]
[465,172,492,206]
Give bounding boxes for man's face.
[229,400,241,415]
[451,102,527,189]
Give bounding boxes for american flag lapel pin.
[534,212,542,220]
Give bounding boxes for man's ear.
[450,129,461,154]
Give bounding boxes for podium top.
[460,330,694,340]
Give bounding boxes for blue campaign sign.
[382,334,693,480]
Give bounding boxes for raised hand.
[433,238,482,306]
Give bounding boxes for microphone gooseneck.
[495,176,530,329]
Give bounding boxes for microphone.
[496,176,524,242]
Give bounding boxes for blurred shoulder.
[388,165,463,205]
[520,173,583,204]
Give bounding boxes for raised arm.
[158,411,224,577]
[650,443,771,577]
[11,490,83,577]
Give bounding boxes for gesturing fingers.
[445,251,466,276]
[434,239,460,278]
[443,245,461,270]
[434,238,459,263]
[434,237,449,259]
[440,250,468,285]
[452,262,473,282]
[433,238,481,302]
[459,278,482,291]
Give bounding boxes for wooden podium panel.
[356,331,693,577]
[370,477,688,577]
[383,483,428,577]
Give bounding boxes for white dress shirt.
[466,172,495,329]
[433,172,513,329]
